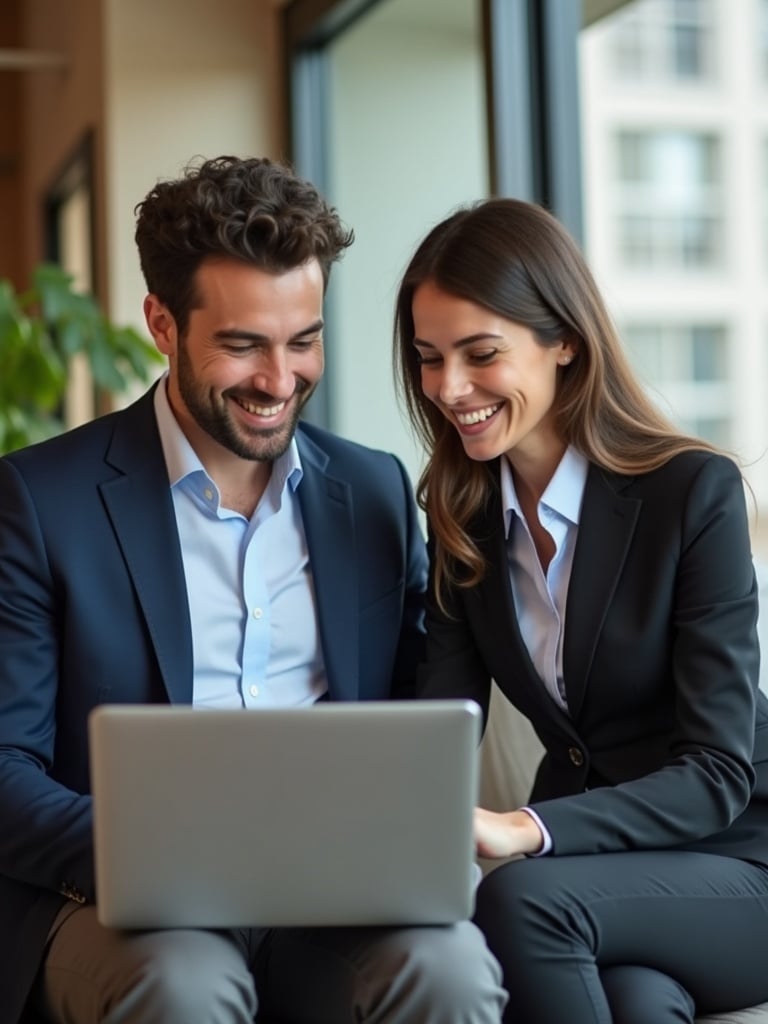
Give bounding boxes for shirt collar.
[153,374,303,494]
[500,445,588,537]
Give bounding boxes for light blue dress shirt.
[499,445,588,852]
[154,379,327,708]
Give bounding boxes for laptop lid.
[88,699,481,929]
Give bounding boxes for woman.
[394,197,768,1023]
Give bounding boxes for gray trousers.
[37,903,506,1024]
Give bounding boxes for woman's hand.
[474,807,545,859]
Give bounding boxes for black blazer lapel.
[564,464,641,718]
[99,390,193,704]
[296,429,358,701]
[475,491,531,676]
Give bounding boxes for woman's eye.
[416,354,442,367]
[470,350,496,364]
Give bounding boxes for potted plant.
[0,263,162,454]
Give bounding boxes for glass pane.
[323,0,488,487]
[611,0,714,81]
[614,130,722,268]
[691,324,727,380]
[580,0,768,556]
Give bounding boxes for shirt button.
[568,746,584,767]
[249,685,259,698]
[204,487,214,501]
[252,608,263,619]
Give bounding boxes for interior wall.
[0,0,23,287]
[104,0,285,353]
[6,0,284,348]
[20,0,107,299]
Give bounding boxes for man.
[0,156,505,1024]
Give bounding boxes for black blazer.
[0,386,427,1024]
[418,451,768,863]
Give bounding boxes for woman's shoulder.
[601,447,740,489]
[590,449,743,514]
[655,447,738,479]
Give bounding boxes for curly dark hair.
[134,155,354,336]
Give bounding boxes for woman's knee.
[474,860,557,941]
[473,858,603,980]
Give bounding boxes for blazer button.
[568,746,585,767]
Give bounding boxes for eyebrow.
[213,319,324,344]
[413,332,503,349]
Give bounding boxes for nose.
[437,359,473,406]
[250,349,295,400]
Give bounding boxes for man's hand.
[474,807,544,859]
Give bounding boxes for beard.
[176,343,315,463]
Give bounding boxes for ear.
[143,294,178,357]
[556,341,577,367]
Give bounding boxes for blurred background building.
[581,0,768,554]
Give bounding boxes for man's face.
[147,257,325,469]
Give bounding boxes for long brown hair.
[393,199,719,603]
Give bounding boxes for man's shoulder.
[297,420,400,470]
[295,422,416,510]
[1,387,157,484]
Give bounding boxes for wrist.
[514,809,545,855]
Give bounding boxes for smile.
[454,403,501,426]
[233,397,287,417]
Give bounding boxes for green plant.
[0,263,163,454]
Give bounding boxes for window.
[285,0,488,484]
[623,322,731,445]
[611,0,714,82]
[615,130,722,268]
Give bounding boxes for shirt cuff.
[520,806,553,856]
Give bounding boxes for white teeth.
[455,404,500,426]
[237,399,285,417]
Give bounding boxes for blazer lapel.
[296,429,358,702]
[563,464,641,718]
[99,390,193,704]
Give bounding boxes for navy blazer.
[418,451,768,864]
[0,387,427,1023]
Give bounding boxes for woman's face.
[411,280,574,467]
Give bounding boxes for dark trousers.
[474,850,768,1024]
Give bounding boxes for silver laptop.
[88,700,481,930]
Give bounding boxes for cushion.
[696,1006,768,1023]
